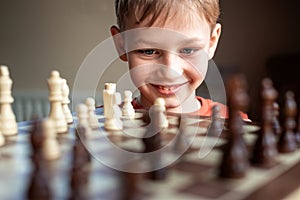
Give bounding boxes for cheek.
[127,55,142,86]
[185,56,209,87]
[193,50,209,76]
[128,60,154,88]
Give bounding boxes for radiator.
[12,90,102,122]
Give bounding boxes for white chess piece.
[47,70,68,134]
[85,97,99,129]
[103,83,122,130]
[61,78,73,124]
[154,98,168,129]
[0,65,18,136]
[76,103,91,134]
[122,90,135,118]
[103,83,116,118]
[104,94,123,131]
[0,130,5,147]
[42,119,61,160]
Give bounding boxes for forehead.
[123,27,210,53]
[124,2,210,31]
[125,11,210,40]
[121,3,212,51]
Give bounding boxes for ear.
[110,25,128,61]
[208,23,222,59]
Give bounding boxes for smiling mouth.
[150,82,188,95]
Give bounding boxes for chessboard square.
[87,137,115,152]
[123,119,145,127]
[185,149,222,166]
[172,160,213,174]
[140,168,192,193]
[122,127,146,138]
[179,179,230,199]
[190,136,225,151]
[119,138,144,152]
[88,170,120,198]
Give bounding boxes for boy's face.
[111,14,221,112]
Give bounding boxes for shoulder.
[196,96,228,117]
[196,96,249,120]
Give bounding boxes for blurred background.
[0,0,299,121]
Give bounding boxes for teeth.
[158,86,172,91]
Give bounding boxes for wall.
[215,0,300,119]
[0,0,126,96]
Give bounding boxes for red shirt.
[131,96,249,120]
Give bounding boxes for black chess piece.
[27,119,51,200]
[278,91,297,153]
[142,129,166,180]
[207,105,224,137]
[73,126,91,167]
[118,161,142,200]
[142,106,166,180]
[295,114,300,146]
[173,115,190,154]
[219,74,249,178]
[69,126,91,200]
[251,78,278,167]
[30,117,44,158]
[273,102,282,135]
[27,157,52,200]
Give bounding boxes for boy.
[110,0,229,117]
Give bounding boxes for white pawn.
[42,119,61,160]
[61,78,73,124]
[85,97,99,129]
[104,93,123,131]
[76,104,91,135]
[0,65,18,136]
[0,131,5,147]
[103,83,122,131]
[122,90,135,118]
[48,70,68,134]
[153,97,168,129]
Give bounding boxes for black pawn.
[278,91,297,153]
[27,119,51,200]
[119,162,141,200]
[173,115,190,154]
[74,125,91,163]
[30,118,44,158]
[251,78,278,167]
[142,106,166,180]
[219,74,249,178]
[27,157,52,200]
[69,126,91,200]
[273,102,282,135]
[207,105,224,137]
[295,114,300,146]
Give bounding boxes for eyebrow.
[178,37,206,46]
[133,37,206,47]
[133,39,162,47]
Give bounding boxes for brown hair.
[115,0,220,31]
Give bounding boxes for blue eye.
[138,49,157,55]
[180,48,195,54]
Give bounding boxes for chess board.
[1,108,300,200]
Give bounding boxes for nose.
[161,51,184,76]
